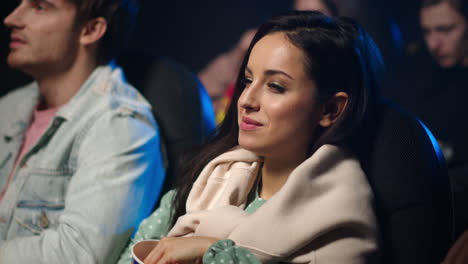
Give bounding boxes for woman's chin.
[239,142,266,156]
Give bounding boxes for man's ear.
[79,17,107,46]
[318,91,349,127]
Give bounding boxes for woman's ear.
[318,92,349,127]
[79,17,107,46]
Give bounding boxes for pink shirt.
[0,106,60,201]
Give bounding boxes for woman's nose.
[238,85,260,112]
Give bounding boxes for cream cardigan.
[168,144,378,264]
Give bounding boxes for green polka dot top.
[117,185,265,264]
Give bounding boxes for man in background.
[419,0,468,239]
[294,0,338,15]
[0,0,165,262]
[385,0,468,239]
[420,0,468,68]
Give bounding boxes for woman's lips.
[240,117,263,131]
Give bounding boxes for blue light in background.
[390,19,404,56]
[418,119,445,163]
[198,80,216,136]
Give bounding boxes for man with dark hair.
[420,0,468,68]
[0,0,165,263]
[383,0,468,241]
[418,0,468,239]
[69,0,139,65]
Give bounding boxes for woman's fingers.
[143,242,165,264]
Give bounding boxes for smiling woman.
[118,10,384,264]
[237,32,324,171]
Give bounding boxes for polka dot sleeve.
[116,190,176,264]
[203,239,261,264]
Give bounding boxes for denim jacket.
[0,65,165,263]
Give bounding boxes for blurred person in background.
[294,0,338,15]
[198,29,256,121]
[419,0,468,243]
[420,0,468,68]
[385,0,468,240]
[419,0,468,239]
[0,0,165,262]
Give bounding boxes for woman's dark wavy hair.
[171,11,384,225]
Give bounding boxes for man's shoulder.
[0,82,38,125]
[94,66,152,112]
[0,82,38,106]
[104,70,155,125]
[64,65,155,129]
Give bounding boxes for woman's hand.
[143,236,218,264]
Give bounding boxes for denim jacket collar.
[3,64,150,141]
[3,66,113,141]
[3,85,38,143]
[58,64,151,122]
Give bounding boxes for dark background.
[0,0,428,96]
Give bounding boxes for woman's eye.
[242,76,253,86]
[269,83,286,93]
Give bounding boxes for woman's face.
[237,32,323,158]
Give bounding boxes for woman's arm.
[117,191,262,264]
[142,238,261,264]
[203,239,261,264]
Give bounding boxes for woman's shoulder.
[321,144,371,197]
[158,189,177,209]
[301,144,374,216]
[133,190,176,240]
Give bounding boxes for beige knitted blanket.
[168,144,378,264]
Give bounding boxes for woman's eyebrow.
[245,67,294,80]
[264,69,294,80]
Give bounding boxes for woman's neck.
[260,152,308,200]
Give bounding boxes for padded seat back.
[355,100,453,264]
[117,52,215,193]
